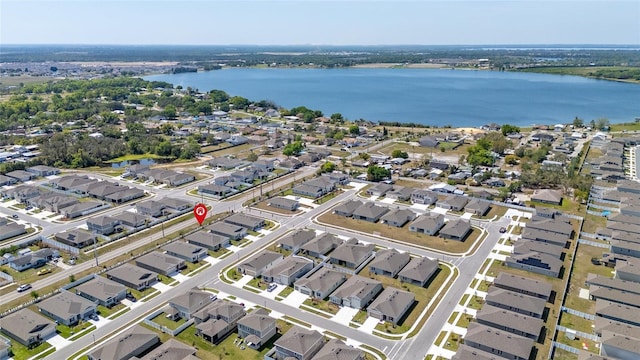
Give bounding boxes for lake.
[145,68,640,127]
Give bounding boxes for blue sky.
[2,0,639,45]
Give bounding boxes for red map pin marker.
[194,203,207,225]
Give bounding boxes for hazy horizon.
[2,1,639,46]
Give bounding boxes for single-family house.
[366,183,393,197]
[237,308,277,349]
[398,257,439,287]
[0,309,56,347]
[367,287,415,325]
[0,174,17,186]
[600,330,640,360]
[86,216,120,235]
[329,243,375,270]
[513,240,565,259]
[269,326,324,360]
[439,219,472,241]
[1,185,40,203]
[485,288,547,319]
[135,251,185,276]
[87,325,159,360]
[138,339,196,359]
[278,229,316,253]
[268,197,299,211]
[199,184,235,198]
[493,272,552,301]
[411,189,438,205]
[0,222,27,241]
[437,195,469,211]
[225,213,265,231]
[185,231,230,251]
[169,288,213,319]
[295,266,347,299]
[37,290,97,326]
[26,165,60,177]
[464,199,491,216]
[311,339,364,360]
[6,170,34,182]
[237,250,284,277]
[386,186,415,201]
[59,200,103,219]
[333,200,363,217]
[106,263,158,291]
[300,233,343,258]
[207,222,247,240]
[112,212,148,228]
[531,189,563,205]
[506,251,563,278]
[476,304,544,340]
[409,214,445,235]
[262,256,314,285]
[162,241,207,263]
[54,229,95,248]
[368,249,410,277]
[351,202,389,223]
[9,248,57,272]
[75,276,127,308]
[330,275,382,309]
[380,208,416,227]
[463,323,534,360]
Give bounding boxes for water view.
[145,68,640,127]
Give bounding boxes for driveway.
[281,289,308,308]
[359,317,379,334]
[233,275,253,288]
[333,306,359,324]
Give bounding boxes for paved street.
[0,162,516,360]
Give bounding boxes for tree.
[160,123,174,135]
[348,125,360,135]
[230,96,250,110]
[504,154,519,165]
[30,290,39,300]
[246,151,258,162]
[320,161,336,173]
[330,113,344,123]
[367,165,391,182]
[595,118,610,131]
[162,105,176,119]
[391,149,409,159]
[572,116,584,128]
[483,131,512,155]
[283,141,304,156]
[501,124,520,136]
[358,152,370,161]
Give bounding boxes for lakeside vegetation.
[515,66,640,83]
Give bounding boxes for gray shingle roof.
[330,243,374,265]
[75,277,126,302]
[278,229,316,249]
[331,275,381,299]
[476,304,544,337]
[87,325,159,360]
[274,326,323,356]
[311,338,364,360]
[439,219,472,239]
[294,267,346,295]
[240,250,283,272]
[464,323,533,360]
[0,309,56,346]
[368,249,410,274]
[367,287,414,320]
[351,202,389,220]
[397,257,439,283]
[38,290,96,320]
[493,272,552,299]
[486,288,546,315]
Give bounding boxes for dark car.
[499,227,507,233]
[90,314,99,321]
[125,293,137,302]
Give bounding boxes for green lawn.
[209,248,231,258]
[57,321,93,339]
[352,310,368,324]
[442,332,462,351]
[157,274,175,286]
[247,277,267,290]
[97,303,126,318]
[456,313,474,328]
[277,286,294,298]
[181,261,208,275]
[151,312,187,330]
[302,298,340,315]
[129,286,157,301]
[9,341,52,360]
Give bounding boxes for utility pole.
[93,232,99,267]
[161,210,166,239]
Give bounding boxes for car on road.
[267,283,277,292]
[37,268,52,276]
[499,227,507,233]
[11,214,18,219]
[17,284,32,293]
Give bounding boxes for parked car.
[37,268,52,276]
[90,314,99,321]
[209,294,218,301]
[267,283,277,292]
[11,214,18,219]
[17,284,32,293]
[125,293,137,302]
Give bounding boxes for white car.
[267,283,277,292]
[17,284,32,293]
